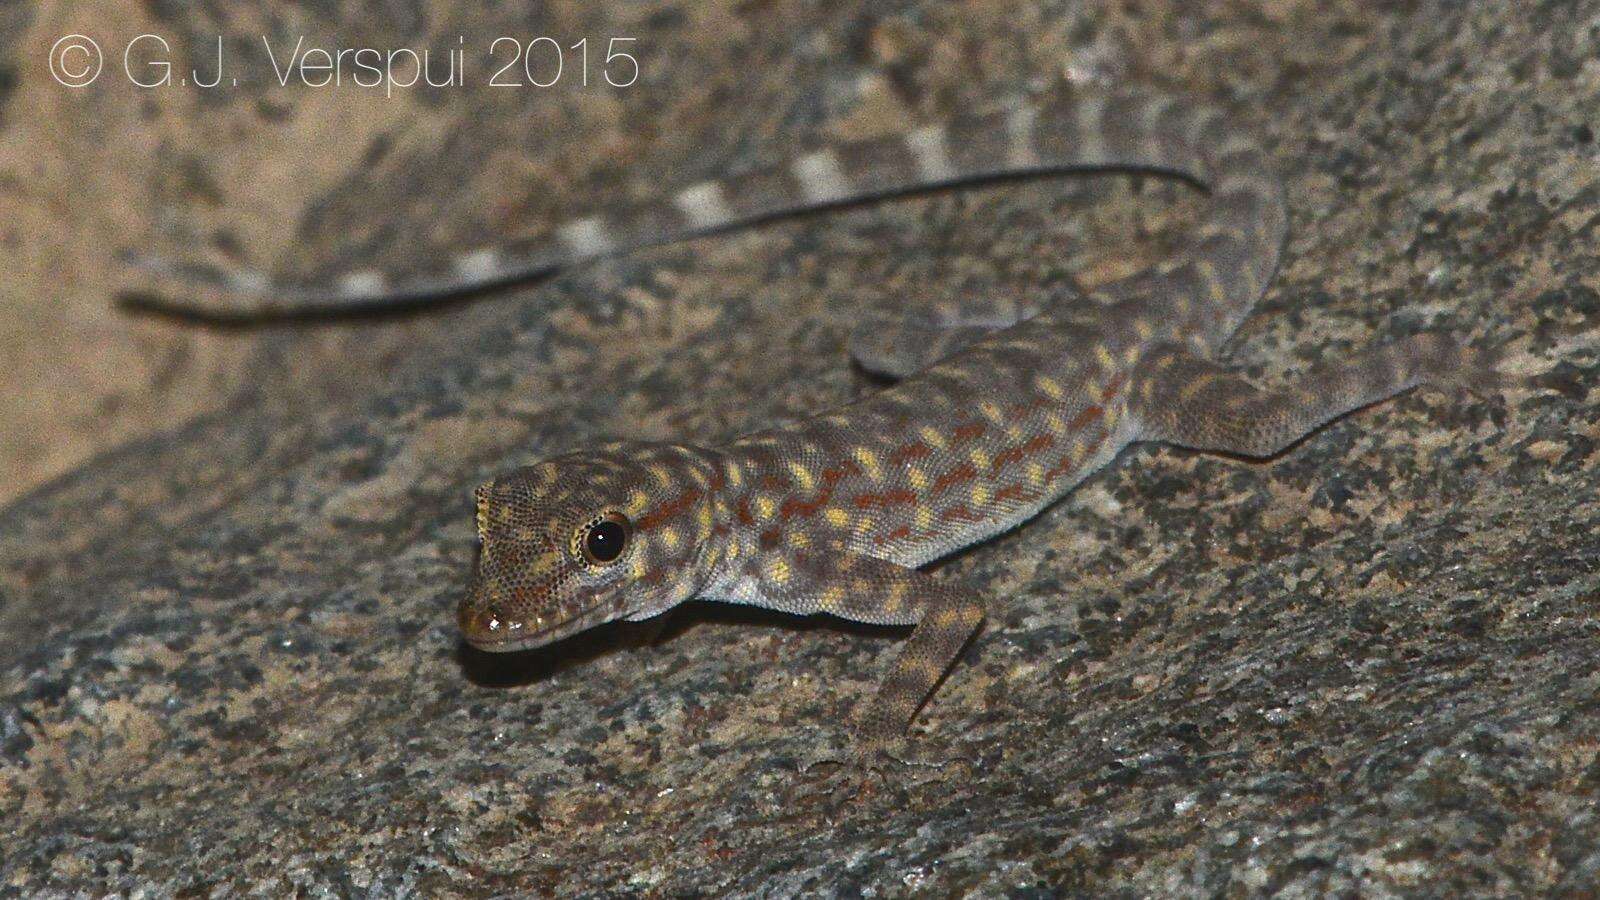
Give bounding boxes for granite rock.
[3,1,1599,894]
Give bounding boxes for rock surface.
[4,1,1600,894]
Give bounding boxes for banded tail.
[119,89,1285,324]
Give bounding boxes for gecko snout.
[457,596,500,641]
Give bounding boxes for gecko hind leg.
[1131,333,1510,457]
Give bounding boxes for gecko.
[446,87,1506,768]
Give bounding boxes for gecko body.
[459,89,1500,762]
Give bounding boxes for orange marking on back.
[636,488,701,531]
[759,527,781,550]
[875,524,912,546]
[780,484,835,521]
[994,483,1030,504]
[889,442,932,464]
[1069,404,1104,431]
[852,488,918,509]
[735,497,754,526]
[991,433,1056,472]
[932,462,979,493]
[1044,433,1105,482]
[1009,398,1044,418]
[821,461,860,486]
[1045,453,1075,481]
[770,458,858,522]
[938,503,985,523]
[762,475,787,491]
[953,422,986,442]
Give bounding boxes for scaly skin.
[459,89,1501,764]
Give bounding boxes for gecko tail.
[115,246,561,321]
[1415,336,1552,398]
[119,88,1282,324]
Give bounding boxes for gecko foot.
[797,733,970,799]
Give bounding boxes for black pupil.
[585,520,626,562]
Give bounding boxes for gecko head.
[460,442,722,653]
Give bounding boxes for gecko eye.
[576,512,630,566]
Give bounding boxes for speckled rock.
[3,1,1600,895]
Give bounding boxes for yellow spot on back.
[724,462,744,488]
[908,467,928,491]
[971,484,991,507]
[658,527,681,551]
[852,447,883,480]
[1133,318,1154,341]
[1180,374,1216,402]
[979,401,1005,425]
[825,508,850,528]
[968,448,991,469]
[915,507,934,528]
[765,558,790,584]
[1035,376,1066,400]
[625,489,650,516]
[787,462,815,492]
[649,466,673,489]
[1197,260,1226,302]
[756,496,777,519]
[919,426,949,450]
[1094,345,1115,370]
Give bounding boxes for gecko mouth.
[459,599,613,653]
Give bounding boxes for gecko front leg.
[715,549,985,768]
